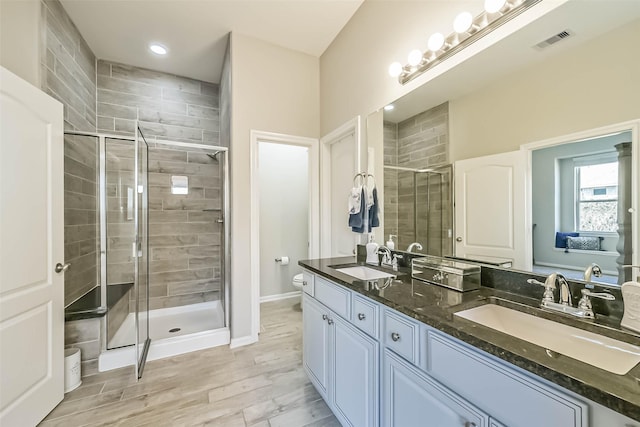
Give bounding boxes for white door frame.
[320,116,362,257]
[250,130,319,341]
[521,119,640,271]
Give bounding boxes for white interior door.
[454,150,529,270]
[0,67,64,426]
[321,117,361,257]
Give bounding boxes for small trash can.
[64,348,82,393]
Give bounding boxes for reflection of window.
[575,160,618,232]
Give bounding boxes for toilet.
[292,273,304,291]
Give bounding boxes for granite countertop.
[300,256,640,422]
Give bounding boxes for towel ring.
[353,172,376,187]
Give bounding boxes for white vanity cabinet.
[382,348,489,427]
[303,294,379,427]
[301,269,637,427]
[425,331,588,427]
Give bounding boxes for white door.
[321,118,361,257]
[454,150,529,270]
[0,67,64,426]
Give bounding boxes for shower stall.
[383,164,453,256]
[63,125,230,376]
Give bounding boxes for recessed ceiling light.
[384,105,394,111]
[149,43,168,55]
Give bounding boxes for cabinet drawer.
[302,270,315,296]
[426,332,588,427]
[351,294,379,339]
[314,276,351,319]
[383,309,419,364]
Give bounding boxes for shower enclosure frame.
[64,129,231,375]
[384,164,454,255]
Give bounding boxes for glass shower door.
[134,126,150,379]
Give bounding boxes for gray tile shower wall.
[218,40,231,148]
[40,0,96,132]
[63,135,99,306]
[384,102,451,254]
[96,60,220,145]
[147,146,222,310]
[40,0,100,306]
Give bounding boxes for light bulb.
[149,43,168,55]
[388,62,403,78]
[484,0,506,13]
[453,12,473,33]
[428,33,445,52]
[407,49,423,67]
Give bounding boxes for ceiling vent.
[535,30,573,49]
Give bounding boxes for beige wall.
[449,19,640,161]
[230,33,319,339]
[0,0,41,87]
[319,0,564,136]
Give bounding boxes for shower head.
[207,151,222,160]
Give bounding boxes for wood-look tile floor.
[40,300,340,427]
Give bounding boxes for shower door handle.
[216,218,224,223]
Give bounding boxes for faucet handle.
[577,289,615,317]
[528,278,555,304]
[579,289,615,301]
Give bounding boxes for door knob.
[456,237,463,242]
[55,263,71,273]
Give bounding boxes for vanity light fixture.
[149,43,168,55]
[388,0,541,84]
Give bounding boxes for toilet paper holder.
[275,256,290,265]
[275,257,283,262]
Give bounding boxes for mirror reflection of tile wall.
[383,102,453,256]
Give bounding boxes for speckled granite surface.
[300,257,640,422]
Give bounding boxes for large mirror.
[367,1,640,286]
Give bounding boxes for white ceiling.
[60,0,364,83]
[384,0,640,123]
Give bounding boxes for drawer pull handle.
[391,332,400,342]
[322,314,328,320]
[303,281,307,286]
[327,318,334,325]
[358,313,366,321]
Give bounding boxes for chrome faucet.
[583,263,602,282]
[552,273,572,306]
[528,272,615,318]
[377,246,392,267]
[407,242,423,252]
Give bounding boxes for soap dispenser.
[386,234,396,251]
[366,234,379,265]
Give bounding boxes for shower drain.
[169,328,181,333]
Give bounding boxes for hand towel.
[349,188,365,230]
[348,186,362,215]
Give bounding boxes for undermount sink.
[455,304,640,375]
[334,266,396,281]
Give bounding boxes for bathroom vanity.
[299,257,640,427]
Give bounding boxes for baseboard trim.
[260,291,301,303]
[230,335,258,349]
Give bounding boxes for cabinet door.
[331,315,379,427]
[303,296,330,399]
[490,418,507,427]
[382,349,489,427]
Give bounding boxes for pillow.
[555,232,579,248]
[566,236,602,251]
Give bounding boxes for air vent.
[535,30,573,49]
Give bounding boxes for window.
[575,160,618,232]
